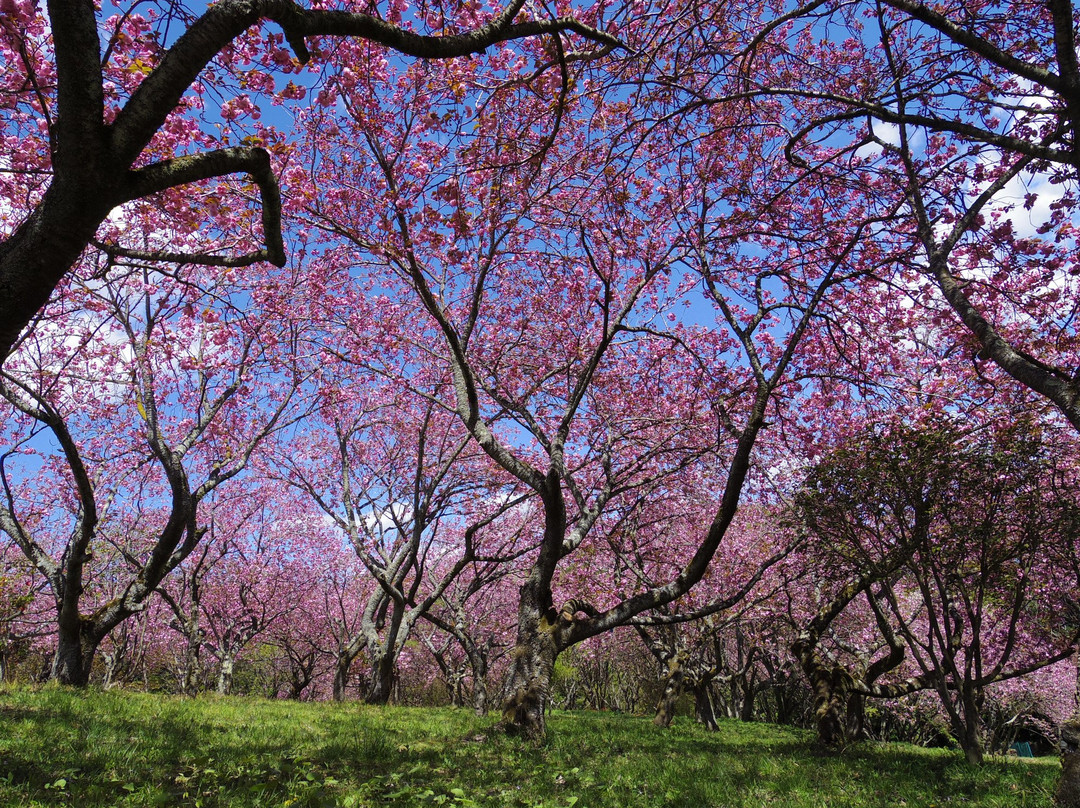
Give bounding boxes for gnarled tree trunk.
[216,655,234,695]
[364,651,396,705]
[1057,716,1080,807]
[499,600,561,739]
[809,664,853,748]
[52,622,100,686]
[845,691,866,743]
[653,656,685,728]
[693,682,720,731]
[469,644,490,716]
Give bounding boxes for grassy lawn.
[0,685,1059,807]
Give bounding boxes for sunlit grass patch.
[0,686,1060,807]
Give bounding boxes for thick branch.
[48,0,106,172]
[109,0,622,165]
[880,0,1065,95]
[102,147,287,267]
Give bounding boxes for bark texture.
[499,601,561,739]
[1058,716,1080,807]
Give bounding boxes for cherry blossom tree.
[791,414,1080,760]
[419,613,501,712]
[276,362,533,703]
[295,551,373,701]
[412,525,533,714]
[291,1,901,735]
[0,0,621,360]
[156,488,320,695]
[0,541,47,682]
[0,251,307,685]
[709,0,1080,429]
[609,498,796,729]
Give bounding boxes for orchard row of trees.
[1,408,1076,763]
[1,0,1079,774]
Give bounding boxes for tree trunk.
[499,605,560,739]
[473,680,488,715]
[1075,654,1080,712]
[286,676,306,700]
[809,665,852,749]
[364,652,395,705]
[470,651,489,716]
[449,667,467,708]
[845,691,866,742]
[962,742,984,766]
[179,641,202,695]
[51,625,98,686]
[216,655,234,695]
[1058,754,1080,808]
[332,655,351,702]
[1057,715,1080,807]
[653,659,684,728]
[739,681,757,722]
[950,686,985,765]
[694,683,720,731]
[283,648,315,700]
[0,185,115,361]
[958,715,985,766]
[101,650,119,689]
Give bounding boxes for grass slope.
[0,686,1059,807]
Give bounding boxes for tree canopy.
[1,0,1078,772]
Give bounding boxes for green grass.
[0,685,1060,807]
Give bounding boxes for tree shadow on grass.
[0,696,459,807]
[0,695,1059,808]
[542,712,1056,808]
